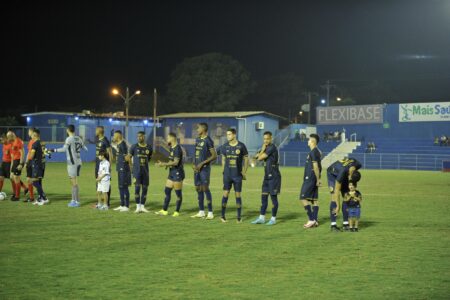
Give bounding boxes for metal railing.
[279,151,450,171]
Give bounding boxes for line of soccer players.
[0,123,362,230]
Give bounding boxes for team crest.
[236,149,240,154]
[200,142,204,146]
[146,150,150,154]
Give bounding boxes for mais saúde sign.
[316,104,383,125]
[399,102,450,122]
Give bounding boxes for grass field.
[0,162,449,299]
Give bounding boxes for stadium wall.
[316,103,449,140]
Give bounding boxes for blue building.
[157,111,283,155]
[22,111,155,143]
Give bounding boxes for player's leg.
[342,197,350,230]
[329,177,340,232]
[234,177,243,223]
[134,182,142,213]
[32,165,47,205]
[0,176,4,193]
[96,190,102,208]
[173,180,183,216]
[139,170,149,212]
[191,172,205,218]
[203,168,213,219]
[266,177,280,226]
[26,163,34,202]
[251,180,269,224]
[221,189,230,222]
[156,179,174,215]
[102,192,109,209]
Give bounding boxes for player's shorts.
[26,162,33,178]
[300,176,318,201]
[347,207,361,218]
[327,169,348,196]
[194,166,210,186]
[97,180,111,193]
[223,174,243,192]
[133,169,149,186]
[262,176,281,195]
[0,162,11,178]
[11,160,22,176]
[67,164,81,178]
[118,169,131,187]
[168,169,185,182]
[31,163,44,179]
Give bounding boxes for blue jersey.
[345,190,362,208]
[95,136,111,161]
[129,143,153,174]
[304,147,322,180]
[116,141,130,172]
[31,140,43,167]
[217,141,248,177]
[329,157,362,183]
[194,135,215,166]
[168,144,184,173]
[263,143,280,180]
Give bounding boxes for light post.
[112,87,141,140]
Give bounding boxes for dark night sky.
[3,0,450,115]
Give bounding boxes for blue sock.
[32,181,45,199]
[135,185,141,204]
[205,189,213,212]
[221,196,228,218]
[313,205,319,221]
[236,197,242,220]
[304,205,314,221]
[197,191,205,210]
[270,194,279,217]
[330,201,337,224]
[163,187,172,211]
[124,188,130,207]
[119,187,125,206]
[260,194,269,215]
[342,201,349,224]
[175,189,182,212]
[141,186,148,205]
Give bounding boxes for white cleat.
[206,212,214,220]
[114,206,124,211]
[304,220,316,228]
[140,206,149,213]
[37,199,49,206]
[191,212,206,218]
[119,207,129,212]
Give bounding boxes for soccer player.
[344,181,362,232]
[327,157,362,231]
[50,125,88,207]
[251,131,281,226]
[7,131,28,201]
[24,128,36,202]
[299,134,322,229]
[112,130,131,212]
[128,131,153,213]
[191,123,217,220]
[96,150,111,210]
[216,128,248,223]
[95,126,113,206]
[155,132,185,217]
[28,129,49,205]
[0,134,13,194]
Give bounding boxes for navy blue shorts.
[133,170,149,186]
[194,167,210,186]
[300,177,318,201]
[168,169,185,182]
[327,170,348,196]
[118,170,131,187]
[223,174,243,192]
[26,163,33,178]
[348,207,361,218]
[31,163,44,179]
[262,176,281,195]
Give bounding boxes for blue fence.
[279,151,450,171]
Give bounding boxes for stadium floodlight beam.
[337,97,342,102]
[111,87,141,140]
[321,99,326,105]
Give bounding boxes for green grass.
[0,163,449,299]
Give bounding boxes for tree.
[166,53,254,112]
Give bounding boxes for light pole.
[112,87,141,141]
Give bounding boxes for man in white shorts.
[96,150,111,210]
[50,125,88,207]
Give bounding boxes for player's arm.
[17,147,25,170]
[28,148,36,160]
[156,157,180,168]
[255,144,268,161]
[312,161,321,186]
[53,139,70,153]
[242,155,249,177]
[221,156,225,173]
[348,166,356,180]
[196,148,218,170]
[107,146,114,162]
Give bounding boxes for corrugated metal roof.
[158,111,284,119]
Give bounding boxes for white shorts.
[97,181,110,193]
[67,164,81,178]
